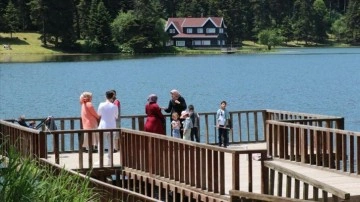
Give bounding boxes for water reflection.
[1,53,152,63]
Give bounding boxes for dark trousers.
[218,127,228,147]
[190,127,199,142]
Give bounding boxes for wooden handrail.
[266,119,360,175]
[264,161,350,200]
[230,190,315,202]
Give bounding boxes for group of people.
[144,89,232,147]
[144,89,201,142]
[79,90,121,161]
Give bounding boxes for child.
[188,104,200,142]
[181,110,193,140]
[171,112,181,138]
[216,101,231,148]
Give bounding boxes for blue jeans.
[172,129,180,138]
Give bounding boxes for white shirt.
[217,109,226,125]
[97,101,118,129]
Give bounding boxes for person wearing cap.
[145,94,165,135]
[180,110,193,140]
[163,89,187,137]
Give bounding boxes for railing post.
[261,151,269,194]
[38,131,46,158]
[232,152,240,191]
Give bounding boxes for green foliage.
[111,0,167,53]
[312,0,329,42]
[84,0,115,52]
[258,29,284,50]
[292,0,314,44]
[76,0,89,39]
[3,0,21,38]
[344,0,360,44]
[0,144,97,202]
[331,16,347,41]
[3,0,360,53]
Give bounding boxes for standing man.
[97,90,118,165]
[163,89,187,137]
[111,90,121,152]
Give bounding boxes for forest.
[0,0,359,53]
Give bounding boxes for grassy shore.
[0,32,352,63]
[0,32,65,54]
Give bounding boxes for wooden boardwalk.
[47,142,360,200]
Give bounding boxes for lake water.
[1,47,359,132]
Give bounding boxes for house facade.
[165,17,227,47]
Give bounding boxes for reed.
[0,142,98,202]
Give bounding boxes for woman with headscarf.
[163,89,187,117]
[163,89,187,137]
[144,94,165,135]
[80,92,100,151]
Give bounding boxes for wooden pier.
[1,109,360,201]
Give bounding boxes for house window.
[222,40,226,45]
[193,40,202,45]
[169,29,175,34]
[197,28,203,33]
[206,28,216,33]
[202,40,211,45]
[219,28,224,33]
[176,41,185,46]
[187,28,192,33]
[218,40,221,45]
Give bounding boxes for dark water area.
[1,47,359,132]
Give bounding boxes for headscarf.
[170,89,180,99]
[147,94,158,103]
[80,92,92,104]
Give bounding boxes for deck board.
[47,142,360,200]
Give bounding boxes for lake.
[1,47,359,132]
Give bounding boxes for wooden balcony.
[1,109,359,201]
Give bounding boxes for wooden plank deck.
[46,143,360,200]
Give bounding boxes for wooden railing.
[120,128,268,196]
[230,190,315,202]
[38,158,159,202]
[264,161,350,201]
[4,109,267,152]
[0,120,46,159]
[265,110,344,129]
[1,109,355,202]
[266,120,360,175]
[122,110,267,144]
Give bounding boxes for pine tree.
[3,0,21,38]
[313,0,328,43]
[95,1,113,50]
[292,0,315,44]
[76,0,89,39]
[87,0,99,41]
[344,0,360,43]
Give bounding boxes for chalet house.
[165,17,227,47]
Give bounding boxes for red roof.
[173,34,219,39]
[165,17,225,34]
